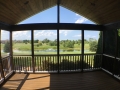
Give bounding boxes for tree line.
[3,38,98,53]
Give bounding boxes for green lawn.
[1,43,95,57]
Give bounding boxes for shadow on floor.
[1,71,120,90]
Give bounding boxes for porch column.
[31,30,35,73]
[81,30,84,72]
[57,0,60,73]
[0,29,5,79]
[10,30,13,70]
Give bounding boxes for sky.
[1,6,99,40]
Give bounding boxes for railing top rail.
[103,54,115,58]
[13,55,32,56]
[1,56,10,61]
[13,53,102,56]
[116,57,120,60]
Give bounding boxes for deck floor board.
[1,71,120,90]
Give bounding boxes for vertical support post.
[101,31,104,54]
[57,0,60,73]
[101,31,104,68]
[81,30,84,72]
[57,0,60,23]
[113,29,118,75]
[0,29,5,79]
[31,30,35,73]
[10,30,13,71]
[116,30,118,57]
[115,30,118,59]
[0,29,1,64]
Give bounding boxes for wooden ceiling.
[61,0,120,24]
[0,0,120,25]
[0,0,57,25]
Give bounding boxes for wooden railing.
[13,56,32,72]
[13,54,102,73]
[0,56,12,84]
[34,55,58,72]
[102,54,120,77]
[84,54,102,70]
[2,53,120,84]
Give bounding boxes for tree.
[96,31,103,53]
[89,38,98,52]
[49,41,55,46]
[4,41,10,53]
[34,39,39,43]
[23,40,29,44]
[42,38,50,43]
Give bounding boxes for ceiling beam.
[10,23,104,31]
[104,21,120,30]
[0,22,10,30]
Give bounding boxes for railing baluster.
[37,56,39,71]
[48,56,49,71]
[28,57,30,71]
[86,55,88,69]
[22,57,24,71]
[11,54,102,73]
[24,57,28,72]
[35,56,36,71]
[39,56,41,71]
[96,55,98,69]
[59,55,61,71]
[16,57,18,71]
[30,57,32,71]
[92,55,94,69]
[88,55,90,69]
[95,55,97,69]
[53,56,55,71]
[13,57,15,71]
[72,56,75,70]
[70,56,72,71]
[17,57,19,71]
[68,55,69,71]
[36,56,41,71]
[78,55,79,70]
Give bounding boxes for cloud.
[34,30,57,39]
[75,17,87,23]
[1,30,9,40]
[86,35,90,38]
[13,31,30,40]
[85,35,97,39]
[59,30,72,36]
[87,35,96,38]
[76,13,80,16]
[73,34,81,37]
[75,13,88,23]
[12,30,57,40]
[13,31,28,36]
[92,36,96,38]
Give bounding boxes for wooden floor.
[1,71,120,90]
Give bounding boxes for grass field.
[1,42,95,57]
[1,43,90,50]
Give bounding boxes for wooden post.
[57,0,60,73]
[0,29,1,64]
[81,30,84,72]
[10,30,13,71]
[113,29,118,75]
[101,31,104,68]
[115,29,118,59]
[0,29,5,79]
[31,30,35,73]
